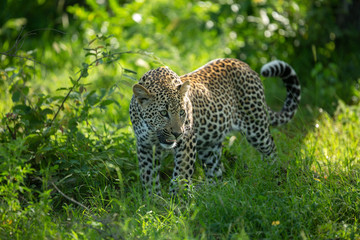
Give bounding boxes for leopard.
[129,58,300,195]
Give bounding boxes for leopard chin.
[160,142,177,149]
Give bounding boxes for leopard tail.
[260,60,301,126]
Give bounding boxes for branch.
[51,182,90,212]
[49,73,82,127]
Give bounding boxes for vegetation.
[0,0,359,239]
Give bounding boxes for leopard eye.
[160,110,168,117]
[179,109,186,116]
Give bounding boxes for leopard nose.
[172,131,182,139]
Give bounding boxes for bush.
[0,35,140,237]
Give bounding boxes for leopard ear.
[179,81,190,97]
[133,84,153,106]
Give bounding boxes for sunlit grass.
[61,102,358,240]
[303,101,360,177]
[1,50,359,238]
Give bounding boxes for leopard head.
[133,67,192,149]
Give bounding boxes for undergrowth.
[1,35,359,239]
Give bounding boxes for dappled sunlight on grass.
[303,101,360,177]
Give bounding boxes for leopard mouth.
[157,136,177,149]
[157,130,179,149]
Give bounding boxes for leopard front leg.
[170,134,196,195]
[137,143,163,196]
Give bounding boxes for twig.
[49,39,160,128]
[49,73,83,127]
[6,123,16,140]
[51,182,90,211]
[49,52,128,127]
[0,27,66,66]
[86,119,103,141]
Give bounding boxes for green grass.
[1,97,359,239]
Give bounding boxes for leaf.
[76,132,86,141]
[85,90,98,106]
[108,85,118,95]
[12,90,21,102]
[100,99,114,108]
[88,37,97,46]
[42,127,56,137]
[13,104,31,114]
[69,77,77,85]
[81,68,88,78]
[79,85,85,94]
[112,99,121,108]
[41,108,53,116]
[51,96,65,101]
[5,67,16,72]
[103,34,114,40]
[85,52,97,57]
[21,86,29,96]
[68,118,78,132]
[56,87,70,91]
[123,74,137,81]
[99,88,107,99]
[25,133,42,146]
[124,68,137,74]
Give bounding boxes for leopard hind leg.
[241,121,277,163]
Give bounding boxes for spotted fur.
[129,58,300,195]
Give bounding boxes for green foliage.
[0,0,359,239]
[0,138,54,239]
[0,34,140,238]
[66,0,360,110]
